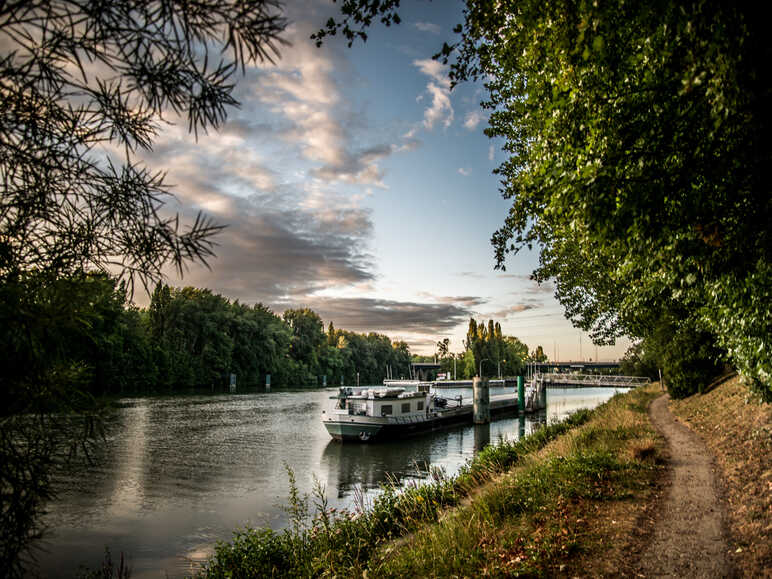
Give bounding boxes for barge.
[322,382,545,442]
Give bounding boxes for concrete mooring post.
[473,376,490,424]
[517,375,525,413]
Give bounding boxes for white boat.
[321,385,524,442]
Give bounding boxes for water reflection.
[38,386,627,578]
[473,423,490,452]
[321,439,433,497]
[108,402,148,518]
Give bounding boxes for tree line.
[1,273,415,403]
[0,270,545,407]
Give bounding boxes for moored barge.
[322,383,544,442]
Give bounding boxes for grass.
[197,386,662,578]
[369,385,663,577]
[669,375,771,576]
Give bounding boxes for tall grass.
[198,410,595,578]
[370,386,662,577]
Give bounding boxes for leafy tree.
[0,1,287,572]
[529,346,548,364]
[0,0,286,289]
[445,1,771,398]
[502,336,528,376]
[283,308,326,379]
[436,337,450,360]
[620,342,659,381]
[463,317,530,378]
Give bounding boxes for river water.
[36,386,627,577]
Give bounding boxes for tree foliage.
[463,317,529,378]
[0,1,287,573]
[445,1,771,399]
[0,0,287,292]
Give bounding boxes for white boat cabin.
[335,387,430,418]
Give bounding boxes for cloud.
[416,294,487,308]
[312,144,392,187]
[414,21,441,35]
[237,18,398,188]
[155,184,376,307]
[488,144,495,161]
[413,59,453,130]
[486,304,539,318]
[463,110,484,130]
[458,167,471,176]
[524,282,554,295]
[303,297,474,333]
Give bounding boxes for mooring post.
[473,376,490,424]
[517,375,525,413]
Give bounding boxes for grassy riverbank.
[669,376,771,575]
[199,384,664,577]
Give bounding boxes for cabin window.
[381,405,393,416]
[417,401,424,411]
[401,402,411,413]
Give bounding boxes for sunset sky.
[140,0,631,360]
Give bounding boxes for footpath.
[638,394,732,576]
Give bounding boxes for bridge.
[532,361,620,372]
[409,362,441,381]
[535,373,649,388]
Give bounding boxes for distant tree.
[283,308,326,379]
[464,319,477,350]
[619,341,659,381]
[529,346,548,363]
[502,336,528,376]
[436,337,450,359]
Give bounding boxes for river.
[36,386,628,577]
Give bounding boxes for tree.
[283,308,325,379]
[0,2,288,572]
[436,337,450,360]
[0,0,286,290]
[529,346,548,364]
[446,1,771,399]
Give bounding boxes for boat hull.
[323,400,522,443]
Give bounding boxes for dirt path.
[638,394,733,577]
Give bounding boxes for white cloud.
[244,20,393,187]
[463,110,484,130]
[458,167,471,176]
[488,144,495,161]
[414,58,454,130]
[414,21,441,35]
